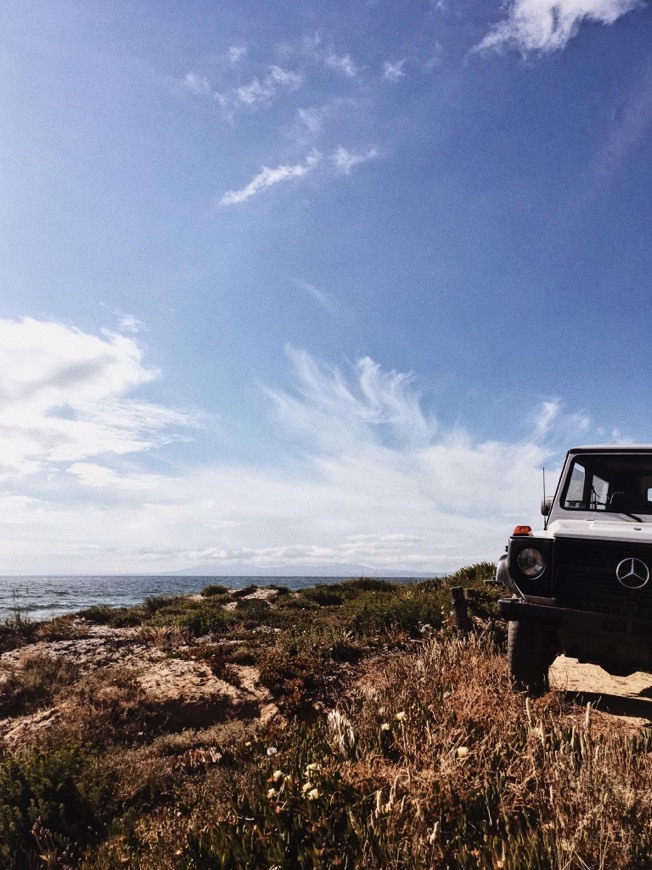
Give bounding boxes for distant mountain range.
[165,563,440,579]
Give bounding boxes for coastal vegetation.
[0,565,651,867]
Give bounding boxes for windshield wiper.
[607,509,644,522]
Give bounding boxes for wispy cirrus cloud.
[220,150,322,205]
[227,45,247,64]
[590,59,652,187]
[0,332,605,574]
[180,64,302,116]
[383,59,406,82]
[475,0,644,56]
[234,65,302,106]
[181,72,212,97]
[325,51,358,77]
[301,32,360,77]
[297,105,326,134]
[529,399,590,442]
[294,280,337,316]
[220,144,377,205]
[332,146,378,175]
[268,347,438,449]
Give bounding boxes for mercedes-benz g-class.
[497,445,652,693]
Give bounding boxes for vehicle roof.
[568,445,652,454]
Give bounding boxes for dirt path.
[550,655,652,728]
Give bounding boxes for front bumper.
[499,597,652,634]
[499,597,652,673]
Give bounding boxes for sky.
[0,0,651,576]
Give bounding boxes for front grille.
[554,537,652,621]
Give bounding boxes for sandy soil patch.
[550,655,652,730]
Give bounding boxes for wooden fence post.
[451,586,473,633]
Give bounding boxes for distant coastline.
[0,573,442,622]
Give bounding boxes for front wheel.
[507,619,557,695]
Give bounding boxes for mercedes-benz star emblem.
[615,557,650,590]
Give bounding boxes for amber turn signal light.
[512,525,532,536]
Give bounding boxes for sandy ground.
[0,623,278,749]
[550,655,652,729]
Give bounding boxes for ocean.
[0,574,426,622]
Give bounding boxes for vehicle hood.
[546,518,652,543]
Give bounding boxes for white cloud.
[590,61,652,187]
[233,65,302,106]
[475,0,643,55]
[233,66,302,106]
[180,65,302,116]
[267,348,437,449]
[181,72,212,97]
[296,99,354,137]
[228,45,247,64]
[424,43,445,70]
[0,335,604,575]
[295,280,337,315]
[220,150,322,206]
[298,106,325,134]
[325,52,358,77]
[332,146,378,175]
[0,318,194,479]
[529,399,590,442]
[383,59,406,82]
[116,313,144,334]
[219,143,376,206]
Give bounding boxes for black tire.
[507,619,557,695]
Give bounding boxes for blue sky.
[1,0,651,574]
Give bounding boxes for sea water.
[0,575,425,622]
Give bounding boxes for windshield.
[562,454,652,516]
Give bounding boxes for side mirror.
[541,497,552,516]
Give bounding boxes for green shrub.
[201,584,230,597]
[141,594,187,615]
[177,603,236,637]
[300,586,345,607]
[234,598,271,625]
[0,743,116,867]
[79,604,144,627]
[0,612,38,653]
[276,595,319,611]
[343,588,445,636]
[34,615,90,642]
[340,577,397,594]
[445,561,496,587]
[79,604,115,624]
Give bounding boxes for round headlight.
[516,547,545,578]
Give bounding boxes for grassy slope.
[0,565,651,868]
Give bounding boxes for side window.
[564,462,586,508]
[591,475,608,510]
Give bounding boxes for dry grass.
[0,651,80,718]
[183,633,652,869]
[2,568,652,867]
